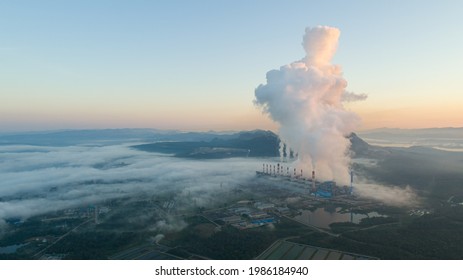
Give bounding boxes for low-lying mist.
[0,139,431,230]
[0,144,262,226]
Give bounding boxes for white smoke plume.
[254,25,366,184]
[354,183,419,207]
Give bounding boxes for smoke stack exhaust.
[254,25,367,185]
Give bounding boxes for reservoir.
[293,207,384,229]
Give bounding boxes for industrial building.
[256,163,355,198]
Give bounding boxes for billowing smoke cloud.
[254,26,366,184]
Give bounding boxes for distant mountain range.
[360,127,463,135]
[2,128,363,158]
[358,127,463,141]
[0,128,239,146]
[133,130,376,159]
[1,126,461,159]
[357,127,463,151]
[133,130,281,158]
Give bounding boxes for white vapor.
[254,25,366,184]
[354,183,419,207]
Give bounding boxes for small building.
[248,211,268,219]
[275,207,291,215]
[220,215,243,224]
[254,202,275,211]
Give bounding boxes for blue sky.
[1,0,462,131]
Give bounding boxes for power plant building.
[256,162,355,198]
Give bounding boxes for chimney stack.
[312,170,316,192]
[350,170,354,195]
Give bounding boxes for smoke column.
[254,25,365,184]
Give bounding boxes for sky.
[1,0,462,132]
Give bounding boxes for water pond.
[293,207,384,229]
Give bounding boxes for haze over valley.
[1,128,463,259]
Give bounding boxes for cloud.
[0,144,263,224]
[354,183,419,207]
[341,91,368,102]
[149,217,188,233]
[0,142,419,227]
